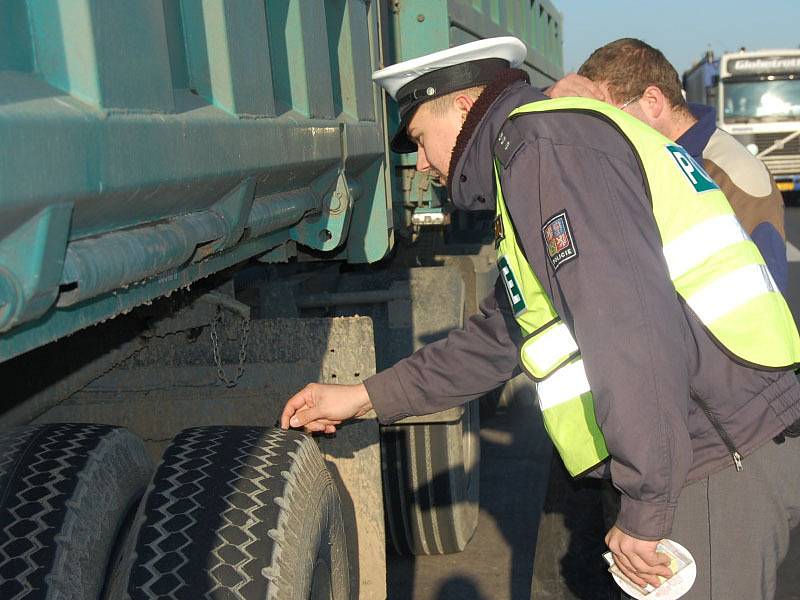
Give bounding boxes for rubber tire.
[106,426,350,600]
[0,423,153,600]
[381,398,480,555]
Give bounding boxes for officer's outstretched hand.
[605,525,674,589]
[281,383,373,434]
[544,73,607,101]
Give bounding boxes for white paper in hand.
[602,539,696,600]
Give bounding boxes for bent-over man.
[282,36,800,600]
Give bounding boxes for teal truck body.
[0,0,562,362]
[0,1,391,360]
[0,2,563,598]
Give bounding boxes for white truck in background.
[684,49,800,199]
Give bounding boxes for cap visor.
[390,125,418,154]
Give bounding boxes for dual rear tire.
[0,424,152,600]
[0,424,349,600]
[106,427,349,600]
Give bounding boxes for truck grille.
[732,132,800,176]
[755,132,800,155]
[761,155,800,176]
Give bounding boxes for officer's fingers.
[578,82,605,101]
[565,77,595,96]
[580,77,605,98]
[550,74,604,100]
[632,568,662,589]
[612,555,650,588]
[612,552,641,583]
[280,386,315,429]
[307,418,342,427]
[544,73,580,98]
[638,550,674,579]
[642,549,672,568]
[291,408,343,429]
[289,404,325,429]
[301,420,329,434]
[302,420,340,434]
[627,552,671,586]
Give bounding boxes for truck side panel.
[0,0,392,362]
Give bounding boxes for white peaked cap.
[372,36,528,153]
[372,36,528,99]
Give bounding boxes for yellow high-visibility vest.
[494,97,800,476]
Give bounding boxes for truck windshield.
[722,79,800,122]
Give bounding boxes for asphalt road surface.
[387,206,800,600]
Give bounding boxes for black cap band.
[391,58,510,153]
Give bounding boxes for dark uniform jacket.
[364,73,800,541]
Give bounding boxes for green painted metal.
[0,0,391,362]
[0,229,292,361]
[386,0,562,92]
[206,178,257,253]
[289,168,358,252]
[26,0,175,111]
[447,0,564,86]
[0,204,73,333]
[179,1,276,116]
[0,2,34,72]
[0,0,561,363]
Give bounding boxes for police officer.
[281,37,800,600]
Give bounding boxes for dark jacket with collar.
[364,75,800,540]
[678,103,788,292]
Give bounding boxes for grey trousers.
[623,435,800,600]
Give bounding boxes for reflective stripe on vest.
[535,358,609,474]
[520,320,578,379]
[662,214,749,280]
[536,358,590,409]
[687,263,776,323]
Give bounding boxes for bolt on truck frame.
[0,1,563,598]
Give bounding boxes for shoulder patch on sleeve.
[494,121,525,168]
[542,210,578,271]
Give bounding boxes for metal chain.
[210,309,250,387]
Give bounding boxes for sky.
[558,1,800,76]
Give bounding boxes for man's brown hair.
[578,38,689,113]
